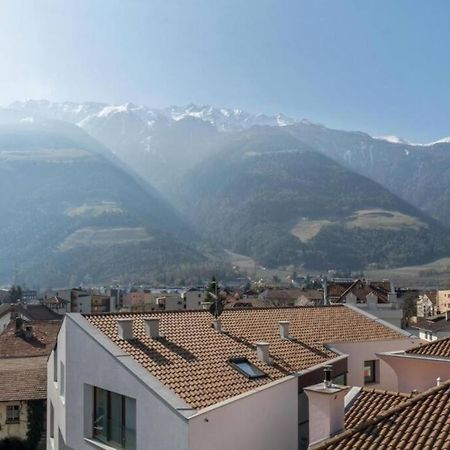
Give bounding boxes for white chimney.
[279,320,290,339]
[144,318,160,338]
[304,368,350,446]
[117,319,134,340]
[255,342,271,365]
[213,318,222,333]
[437,377,441,386]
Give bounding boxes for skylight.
[229,358,266,379]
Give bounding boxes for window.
[49,403,55,438]
[93,387,136,450]
[364,360,377,384]
[60,361,65,398]
[53,345,58,383]
[6,405,20,424]
[332,373,347,386]
[229,358,266,379]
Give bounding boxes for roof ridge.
[360,387,413,398]
[83,304,345,317]
[314,379,450,449]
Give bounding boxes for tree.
[402,292,418,326]
[8,285,22,303]
[205,276,219,303]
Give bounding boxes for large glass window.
[93,387,136,450]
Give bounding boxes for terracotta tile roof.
[0,356,47,401]
[0,320,61,358]
[406,335,450,359]
[85,306,406,409]
[345,388,412,429]
[314,379,450,449]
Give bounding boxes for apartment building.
[47,305,419,450]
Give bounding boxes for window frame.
[229,357,267,379]
[6,404,20,424]
[92,387,136,450]
[363,360,377,384]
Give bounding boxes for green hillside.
[0,122,204,286]
[179,128,450,270]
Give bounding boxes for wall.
[379,354,450,392]
[437,290,450,313]
[331,338,419,390]
[0,400,28,440]
[0,312,11,333]
[188,377,298,450]
[48,315,190,450]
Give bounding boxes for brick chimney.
[304,366,350,446]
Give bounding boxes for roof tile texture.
[86,306,406,409]
[407,336,450,359]
[316,380,450,449]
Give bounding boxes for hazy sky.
[1,0,449,141]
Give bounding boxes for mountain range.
[2,100,450,285]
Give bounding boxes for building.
[328,279,403,329]
[379,334,450,393]
[0,303,12,333]
[309,379,450,449]
[15,303,63,322]
[0,319,60,446]
[436,290,450,313]
[407,313,450,341]
[47,305,419,450]
[416,290,437,317]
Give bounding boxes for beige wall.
[0,400,28,440]
[379,354,450,392]
[331,338,420,390]
[437,290,450,313]
[188,377,298,450]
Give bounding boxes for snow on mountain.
[7,100,299,133]
[373,135,409,145]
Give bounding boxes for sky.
[0,0,449,142]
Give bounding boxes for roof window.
[229,358,266,379]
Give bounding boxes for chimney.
[24,325,33,341]
[117,319,134,340]
[213,318,222,333]
[279,320,290,339]
[144,318,160,338]
[15,317,23,331]
[437,377,441,387]
[255,342,271,365]
[304,366,350,446]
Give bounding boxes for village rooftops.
[84,305,408,409]
[313,379,450,449]
[0,320,61,358]
[0,356,47,401]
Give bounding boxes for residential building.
[0,303,12,333]
[0,319,60,445]
[48,305,419,450]
[407,313,450,341]
[436,289,450,313]
[416,290,437,317]
[379,334,450,393]
[328,279,403,328]
[309,379,450,449]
